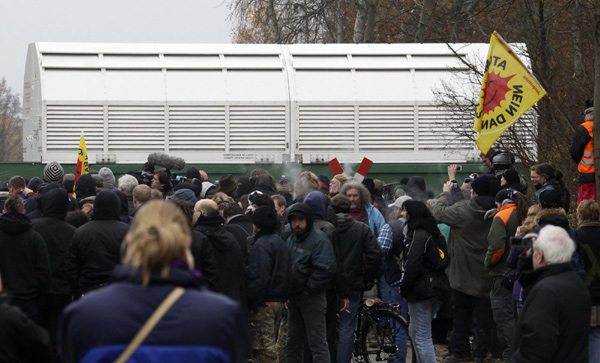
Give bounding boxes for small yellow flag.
[74,131,89,195]
[473,32,547,154]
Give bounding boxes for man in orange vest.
[571,99,595,204]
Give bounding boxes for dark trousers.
[448,289,493,359]
[304,288,337,363]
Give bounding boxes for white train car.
[22,42,535,165]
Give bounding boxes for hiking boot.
[444,354,473,363]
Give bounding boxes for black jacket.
[0,297,52,362]
[510,263,590,363]
[575,221,600,305]
[64,190,129,295]
[246,232,292,310]
[194,213,247,310]
[190,230,219,292]
[31,188,76,296]
[401,218,450,303]
[224,214,253,264]
[335,213,383,291]
[0,213,51,321]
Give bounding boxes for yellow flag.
[473,32,547,154]
[74,131,89,194]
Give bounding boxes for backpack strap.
[115,287,185,363]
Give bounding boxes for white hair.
[534,225,575,265]
[118,174,139,195]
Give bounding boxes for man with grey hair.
[118,174,139,215]
[341,180,385,237]
[509,225,590,362]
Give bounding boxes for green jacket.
[485,204,520,277]
[429,192,495,298]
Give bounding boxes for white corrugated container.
[22,42,537,164]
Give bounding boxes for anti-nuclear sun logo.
[482,71,515,116]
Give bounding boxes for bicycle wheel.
[356,308,416,363]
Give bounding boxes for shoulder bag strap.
[115,287,186,363]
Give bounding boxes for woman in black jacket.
[400,200,450,363]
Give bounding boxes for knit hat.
[503,168,520,184]
[252,205,278,232]
[538,188,561,209]
[43,161,64,184]
[471,175,491,196]
[168,188,198,205]
[99,167,116,189]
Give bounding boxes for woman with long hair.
[59,201,249,363]
[534,163,570,212]
[400,200,450,363]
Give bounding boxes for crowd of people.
[0,139,599,362]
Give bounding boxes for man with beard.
[286,203,336,363]
[341,180,385,237]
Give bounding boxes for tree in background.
[0,78,23,162]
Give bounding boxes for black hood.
[75,174,97,201]
[0,213,31,235]
[27,176,43,193]
[304,191,327,220]
[115,190,129,217]
[473,195,496,211]
[538,212,571,234]
[287,202,314,236]
[92,190,121,221]
[194,213,236,251]
[41,187,69,219]
[335,213,353,233]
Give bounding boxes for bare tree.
[594,0,600,201]
[364,0,380,43]
[353,0,368,43]
[415,0,433,43]
[0,78,23,162]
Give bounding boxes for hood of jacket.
[111,261,201,289]
[92,190,121,221]
[287,202,314,237]
[75,174,97,200]
[115,190,130,217]
[335,213,354,233]
[304,191,327,220]
[0,212,31,235]
[195,213,236,252]
[537,208,570,232]
[472,195,496,212]
[41,187,69,219]
[519,262,573,289]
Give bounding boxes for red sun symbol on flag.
[482,71,515,116]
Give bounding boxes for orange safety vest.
[578,121,594,174]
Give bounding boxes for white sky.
[0,0,232,97]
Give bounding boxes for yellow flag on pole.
[473,32,547,154]
[74,131,89,195]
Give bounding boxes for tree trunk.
[415,0,433,43]
[353,0,367,43]
[336,0,345,43]
[268,0,281,43]
[450,0,466,42]
[364,0,380,43]
[594,1,600,202]
[573,0,583,82]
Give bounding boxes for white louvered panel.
[299,106,354,150]
[169,106,226,150]
[108,106,164,150]
[230,106,286,150]
[418,105,471,150]
[46,105,104,150]
[358,106,414,150]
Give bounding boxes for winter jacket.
[285,203,337,297]
[575,221,600,305]
[400,217,450,302]
[224,214,253,264]
[485,203,520,277]
[536,208,575,238]
[509,263,590,363]
[365,203,386,237]
[190,230,219,292]
[31,188,76,296]
[335,213,383,291]
[63,190,129,295]
[0,212,51,321]
[0,296,52,362]
[246,232,292,310]
[194,213,247,308]
[59,264,250,363]
[429,192,495,298]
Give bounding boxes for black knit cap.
[503,168,520,184]
[252,205,278,232]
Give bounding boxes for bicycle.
[353,298,416,363]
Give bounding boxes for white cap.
[388,195,412,209]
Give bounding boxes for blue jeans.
[591,326,600,362]
[381,278,408,363]
[337,290,363,363]
[408,298,442,363]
